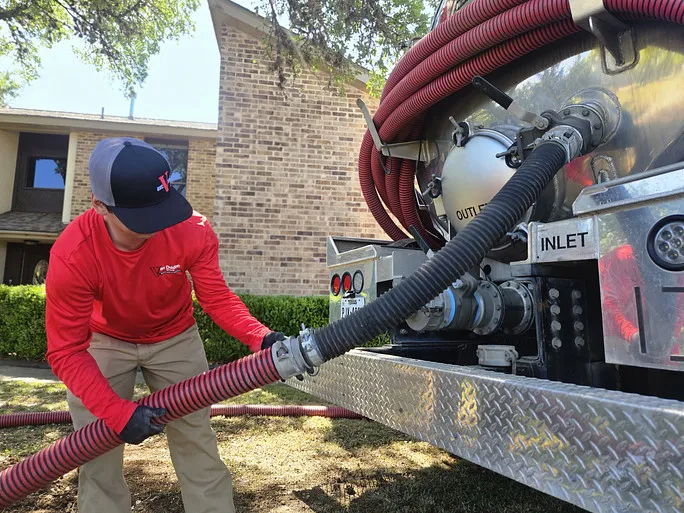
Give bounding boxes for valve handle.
[471,76,549,130]
[472,76,513,110]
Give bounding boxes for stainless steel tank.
[418,22,684,239]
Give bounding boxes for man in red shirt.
[45,137,285,513]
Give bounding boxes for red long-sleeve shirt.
[45,208,271,434]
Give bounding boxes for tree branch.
[0,4,28,21]
[51,0,122,62]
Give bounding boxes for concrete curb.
[0,359,51,370]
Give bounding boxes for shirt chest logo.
[150,264,183,277]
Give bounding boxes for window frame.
[145,138,189,197]
[24,156,68,191]
[12,132,69,214]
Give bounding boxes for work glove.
[261,331,287,350]
[118,405,167,445]
[261,332,305,381]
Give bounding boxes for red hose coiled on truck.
[0,350,279,508]
[381,22,578,139]
[358,132,409,240]
[377,0,570,126]
[384,155,405,228]
[0,404,363,429]
[362,0,684,241]
[382,0,530,96]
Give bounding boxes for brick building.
[0,109,216,285]
[208,0,384,295]
[0,1,385,295]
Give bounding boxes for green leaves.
[0,0,199,103]
[196,294,330,363]
[0,285,47,361]
[0,285,388,363]
[257,0,440,96]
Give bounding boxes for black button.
[123,141,132,146]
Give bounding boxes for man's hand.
[261,331,287,350]
[118,405,167,445]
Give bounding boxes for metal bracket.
[569,0,638,74]
[357,98,438,163]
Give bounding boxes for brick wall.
[186,139,217,222]
[70,131,127,218]
[215,24,385,295]
[70,132,216,221]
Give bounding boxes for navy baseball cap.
[88,137,193,234]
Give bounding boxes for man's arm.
[598,253,640,343]
[602,292,640,342]
[45,255,137,434]
[188,223,271,352]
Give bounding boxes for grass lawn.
[0,379,586,513]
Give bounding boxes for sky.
[7,1,258,125]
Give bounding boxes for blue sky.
[9,1,257,124]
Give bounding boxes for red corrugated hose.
[1,0,683,507]
[0,350,280,507]
[0,404,363,429]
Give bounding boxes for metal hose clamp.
[270,326,324,379]
[540,126,584,163]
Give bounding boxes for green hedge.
[0,285,48,361]
[0,285,331,363]
[0,285,389,363]
[196,294,330,362]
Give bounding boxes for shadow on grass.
[253,383,407,451]
[0,380,67,414]
[123,459,294,513]
[0,424,73,458]
[224,382,324,406]
[293,462,587,513]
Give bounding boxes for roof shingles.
[0,211,65,234]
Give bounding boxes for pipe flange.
[561,88,621,146]
[499,281,535,335]
[560,104,604,149]
[472,281,504,336]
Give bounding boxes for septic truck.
[288,1,684,512]
[1,0,683,511]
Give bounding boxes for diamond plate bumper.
[289,350,684,513]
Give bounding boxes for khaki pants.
[67,324,235,513]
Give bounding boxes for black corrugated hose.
[314,141,568,360]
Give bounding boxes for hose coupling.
[299,326,325,366]
[540,126,584,163]
[270,326,324,380]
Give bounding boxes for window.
[26,157,67,189]
[33,259,49,285]
[147,140,188,197]
[12,133,69,213]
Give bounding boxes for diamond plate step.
[290,350,684,513]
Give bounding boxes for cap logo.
[157,171,170,193]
